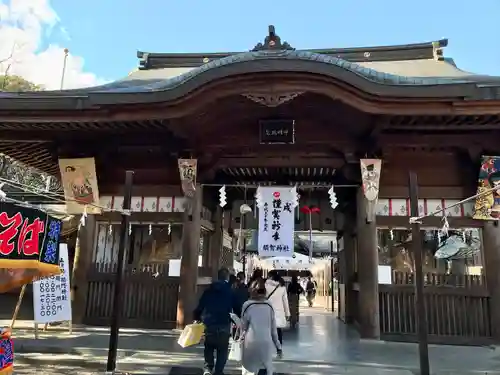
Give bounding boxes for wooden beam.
[98,184,182,196]
[212,169,348,186]
[98,150,346,170]
[380,185,476,199]
[216,156,345,169]
[376,216,482,228]
[379,133,497,149]
[0,129,187,147]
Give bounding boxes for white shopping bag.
[228,338,242,361]
[228,320,242,362]
[230,313,242,329]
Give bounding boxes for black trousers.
[277,327,283,345]
[203,326,230,375]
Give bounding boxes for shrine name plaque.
[259,120,295,144]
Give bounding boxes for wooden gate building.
[2,26,500,344]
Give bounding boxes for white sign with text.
[33,244,72,324]
[258,187,295,258]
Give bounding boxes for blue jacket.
[193,280,236,328]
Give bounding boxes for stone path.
[8,306,500,374]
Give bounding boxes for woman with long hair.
[248,268,264,285]
[241,279,282,375]
[265,270,290,347]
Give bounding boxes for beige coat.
[265,279,290,328]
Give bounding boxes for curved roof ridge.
[138,39,447,70]
[110,50,475,94]
[137,39,447,60]
[4,49,500,100]
[441,58,490,77]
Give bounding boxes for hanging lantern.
[300,205,320,214]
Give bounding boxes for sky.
[0,0,499,90]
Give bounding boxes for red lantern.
[300,206,310,214]
[300,205,320,214]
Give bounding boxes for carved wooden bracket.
[241,92,303,107]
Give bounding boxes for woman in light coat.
[241,279,282,375]
[265,270,290,346]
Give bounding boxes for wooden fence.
[379,272,491,345]
[84,263,211,329]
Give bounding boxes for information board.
[33,243,72,324]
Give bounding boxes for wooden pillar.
[177,185,203,328]
[340,217,356,324]
[209,206,223,279]
[202,233,210,267]
[71,214,96,324]
[481,222,500,340]
[356,189,380,338]
[220,208,233,269]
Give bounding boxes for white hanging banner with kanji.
[257,187,295,258]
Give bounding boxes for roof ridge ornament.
[251,25,295,52]
[432,39,448,61]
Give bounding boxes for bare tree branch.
[0,42,17,65]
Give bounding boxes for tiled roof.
[87,50,496,94]
[2,49,500,106]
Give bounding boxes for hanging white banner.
[258,187,295,258]
[360,159,382,222]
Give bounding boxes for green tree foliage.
[0,74,43,92]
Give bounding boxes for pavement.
[6,303,500,375]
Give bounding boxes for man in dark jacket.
[194,268,236,375]
[232,271,249,318]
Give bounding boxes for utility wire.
[0,176,129,215]
[410,184,498,223]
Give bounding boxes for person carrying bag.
[193,268,237,375]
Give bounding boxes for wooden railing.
[392,271,485,287]
[84,263,212,329]
[379,272,491,345]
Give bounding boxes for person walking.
[241,279,282,375]
[194,268,236,375]
[232,271,250,317]
[305,276,316,307]
[265,270,290,347]
[249,268,264,285]
[286,276,304,328]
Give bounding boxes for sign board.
[378,265,392,285]
[259,120,295,144]
[33,244,72,324]
[0,201,62,292]
[257,187,295,257]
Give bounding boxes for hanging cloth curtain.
[0,201,62,293]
